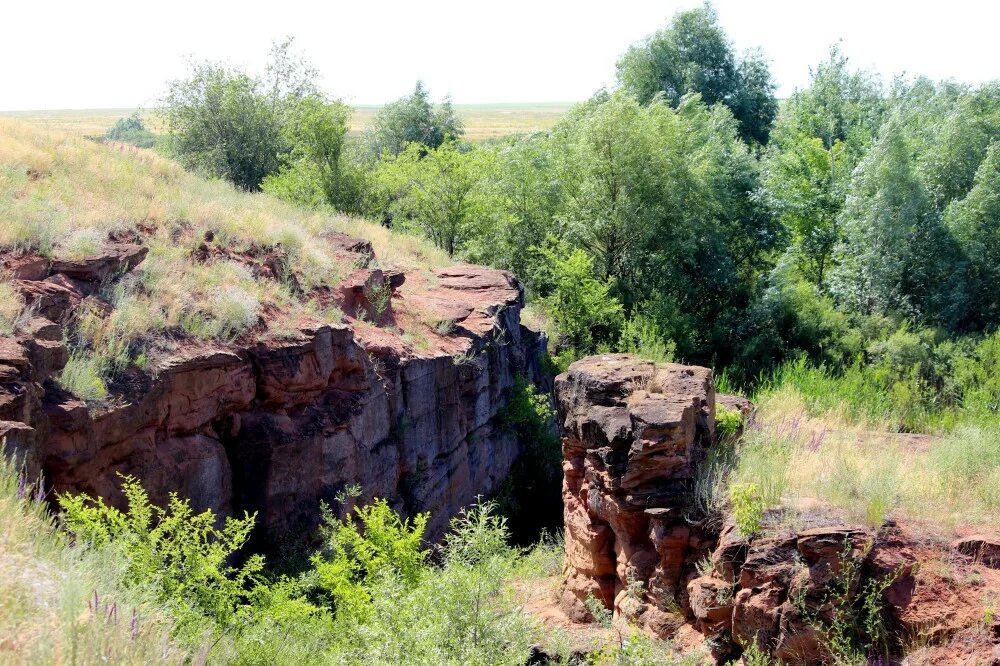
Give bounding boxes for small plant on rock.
[730,482,765,538]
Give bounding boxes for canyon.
[0,234,546,543]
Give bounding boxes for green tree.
[763,45,884,289]
[539,246,623,353]
[765,135,849,287]
[364,81,463,158]
[463,134,564,288]
[831,117,963,324]
[163,39,318,191]
[615,2,777,144]
[261,95,364,212]
[103,111,156,148]
[373,141,484,256]
[945,142,1000,328]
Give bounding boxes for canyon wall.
[0,237,546,542]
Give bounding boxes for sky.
[2,0,998,110]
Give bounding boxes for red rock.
[952,534,1000,567]
[49,243,147,284]
[16,236,546,546]
[556,354,715,635]
[0,252,48,280]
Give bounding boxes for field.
[0,103,572,142]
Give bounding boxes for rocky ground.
[536,354,1000,665]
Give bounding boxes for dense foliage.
[157,6,1000,420]
[53,478,608,665]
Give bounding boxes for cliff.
[0,236,546,543]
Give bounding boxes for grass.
[0,103,573,144]
[0,456,191,664]
[721,384,1000,531]
[0,117,451,402]
[0,281,26,336]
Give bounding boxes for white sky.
[2,0,997,110]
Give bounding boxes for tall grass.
[0,456,190,664]
[724,394,1000,530]
[756,356,965,433]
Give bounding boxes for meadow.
[0,103,572,142]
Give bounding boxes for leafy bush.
[537,246,623,356]
[103,112,157,148]
[311,498,428,619]
[729,483,765,538]
[715,404,744,440]
[59,476,263,638]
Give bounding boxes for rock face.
[1,240,547,543]
[556,354,715,634]
[553,354,1000,664]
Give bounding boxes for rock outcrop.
[1,238,547,543]
[553,354,1000,664]
[556,354,715,635]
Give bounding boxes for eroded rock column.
[556,354,715,635]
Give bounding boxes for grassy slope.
[0,118,451,399]
[721,374,1000,534]
[0,103,573,142]
[0,457,191,664]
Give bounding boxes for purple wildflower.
[107,601,117,624]
[16,474,26,499]
[130,609,139,640]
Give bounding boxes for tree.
[464,134,564,288]
[615,2,777,144]
[831,117,963,325]
[364,81,463,158]
[764,45,884,289]
[163,39,319,191]
[103,111,156,148]
[945,142,1000,328]
[262,95,364,212]
[373,141,483,256]
[765,134,849,287]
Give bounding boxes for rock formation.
[556,354,716,635]
[554,354,1000,664]
[0,236,547,543]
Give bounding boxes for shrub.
[103,112,157,148]
[311,498,428,619]
[715,404,744,440]
[57,350,109,402]
[59,476,263,638]
[730,482,765,538]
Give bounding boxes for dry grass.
[0,458,191,664]
[726,386,1000,533]
[0,118,449,399]
[1,104,572,144]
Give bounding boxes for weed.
[730,483,765,538]
[716,404,744,440]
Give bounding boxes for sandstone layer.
[554,354,1000,664]
[0,236,546,542]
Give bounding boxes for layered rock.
[0,239,547,543]
[556,354,715,634]
[553,354,1000,664]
